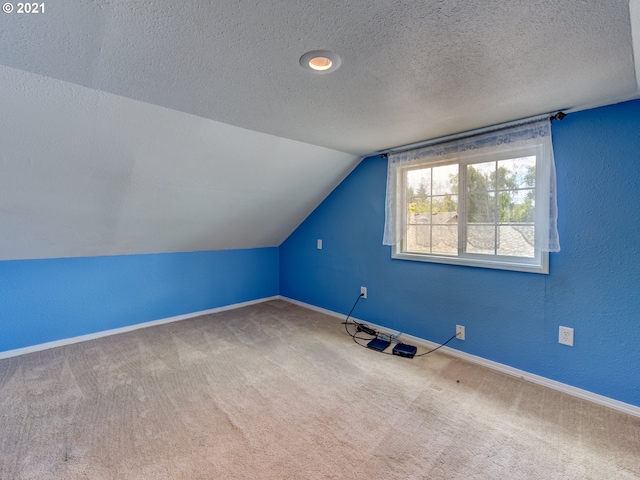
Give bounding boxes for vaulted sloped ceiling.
[1,0,639,260]
[0,66,358,260]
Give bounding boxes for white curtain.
[383,118,560,252]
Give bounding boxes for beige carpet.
[1,300,639,479]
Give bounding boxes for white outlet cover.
[317,239,322,249]
[559,326,574,346]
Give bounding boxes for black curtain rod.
[379,111,567,159]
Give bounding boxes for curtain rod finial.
[551,112,567,121]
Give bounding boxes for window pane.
[497,156,536,190]
[500,189,535,223]
[407,168,431,198]
[467,193,496,223]
[467,162,495,192]
[432,164,458,195]
[432,225,457,254]
[467,225,495,254]
[406,224,431,253]
[408,198,431,216]
[431,195,458,223]
[405,163,459,256]
[497,225,535,257]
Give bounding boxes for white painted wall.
[0,66,360,260]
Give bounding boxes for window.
[383,119,559,274]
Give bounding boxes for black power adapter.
[392,343,417,358]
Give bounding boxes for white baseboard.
[0,296,280,360]
[282,296,640,419]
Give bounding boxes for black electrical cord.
[343,293,363,324]
[342,293,389,347]
[413,334,457,357]
[341,293,460,358]
[348,328,379,344]
[342,293,374,339]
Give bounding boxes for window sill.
[392,250,549,274]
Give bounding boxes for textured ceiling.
[1,0,639,260]
[1,0,638,155]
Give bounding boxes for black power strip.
[356,324,377,336]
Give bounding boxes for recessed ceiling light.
[309,56,332,71]
[300,50,341,74]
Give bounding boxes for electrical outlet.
[456,325,465,341]
[559,326,574,346]
[317,239,322,249]
[360,286,367,299]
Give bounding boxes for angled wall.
[280,99,640,408]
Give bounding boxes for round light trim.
[300,50,341,74]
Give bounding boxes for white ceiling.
[1,0,639,260]
[0,66,358,259]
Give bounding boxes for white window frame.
[391,142,551,274]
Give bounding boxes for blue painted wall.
[0,248,278,352]
[280,99,640,407]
